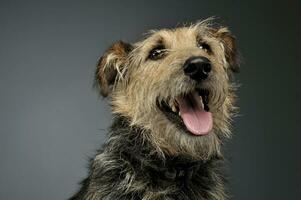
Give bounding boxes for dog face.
[96,20,239,159]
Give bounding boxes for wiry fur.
[70,19,239,200]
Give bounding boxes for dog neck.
[106,116,223,185]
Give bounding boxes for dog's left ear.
[212,27,240,73]
[95,41,133,97]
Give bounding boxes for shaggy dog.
[70,19,239,200]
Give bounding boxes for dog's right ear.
[95,41,133,97]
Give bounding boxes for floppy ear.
[213,27,240,73]
[95,41,133,97]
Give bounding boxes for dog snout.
[183,56,211,81]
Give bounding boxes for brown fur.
[71,19,240,200]
[96,20,238,160]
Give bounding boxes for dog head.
[95,19,239,159]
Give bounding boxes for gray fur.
[70,117,227,200]
[70,19,239,200]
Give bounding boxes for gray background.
[0,0,300,199]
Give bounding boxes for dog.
[70,18,239,200]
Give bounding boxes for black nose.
[183,56,211,81]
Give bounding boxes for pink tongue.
[178,92,213,135]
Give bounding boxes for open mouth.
[158,89,213,136]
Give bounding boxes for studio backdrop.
[0,0,300,200]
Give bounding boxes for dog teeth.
[199,96,204,109]
[171,104,177,112]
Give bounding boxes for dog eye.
[148,45,166,60]
[198,42,211,52]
